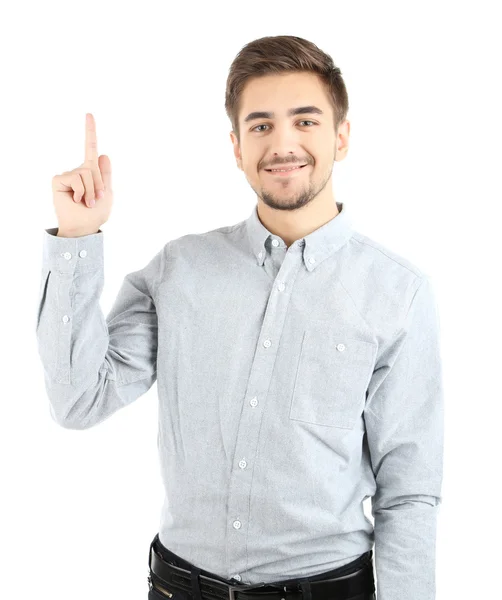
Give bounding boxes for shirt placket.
[225,238,305,579]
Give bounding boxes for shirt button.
[62,315,70,324]
[250,397,258,407]
[258,251,263,258]
[272,239,279,247]
[233,520,242,529]
[336,343,345,351]
[232,575,242,582]
[263,339,271,348]
[239,459,247,469]
[308,256,316,264]
[62,252,72,260]
[79,250,87,258]
[277,282,285,291]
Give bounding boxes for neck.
[256,197,340,249]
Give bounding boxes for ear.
[230,130,242,170]
[335,120,350,162]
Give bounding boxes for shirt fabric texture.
[36,201,444,600]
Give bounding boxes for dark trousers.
[148,533,376,600]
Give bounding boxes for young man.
[37,35,443,600]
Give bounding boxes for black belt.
[149,543,375,600]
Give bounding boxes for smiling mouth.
[264,164,308,173]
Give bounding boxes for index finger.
[84,112,98,165]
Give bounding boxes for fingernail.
[96,190,104,199]
[90,199,96,207]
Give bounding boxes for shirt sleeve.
[363,275,444,600]
[35,227,165,430]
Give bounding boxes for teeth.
[270,166,302,172]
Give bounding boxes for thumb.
[98,154,112,191]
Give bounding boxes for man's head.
[226,35,350,213]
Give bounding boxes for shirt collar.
[245,201,354,271]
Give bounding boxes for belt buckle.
[227,580,275,600]
[228,584,239,600]
[152,551,273,600]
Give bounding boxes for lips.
[265,164,307,172]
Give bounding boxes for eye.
[252,120,317,133]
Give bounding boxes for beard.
[256,164,332,212]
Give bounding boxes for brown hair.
[225,35,349,144]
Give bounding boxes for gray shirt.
[36,201,444,600]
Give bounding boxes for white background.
[1,1,501,598]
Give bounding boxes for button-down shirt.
[35,201,444,600]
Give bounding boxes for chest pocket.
[289,327,377,430]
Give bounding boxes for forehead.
[239,71,330,121]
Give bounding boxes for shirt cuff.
[43,227,104,275]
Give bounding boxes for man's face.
[230,71,349,212]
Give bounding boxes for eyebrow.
[243,105,324,123]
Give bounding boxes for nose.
[267,123,304,159]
